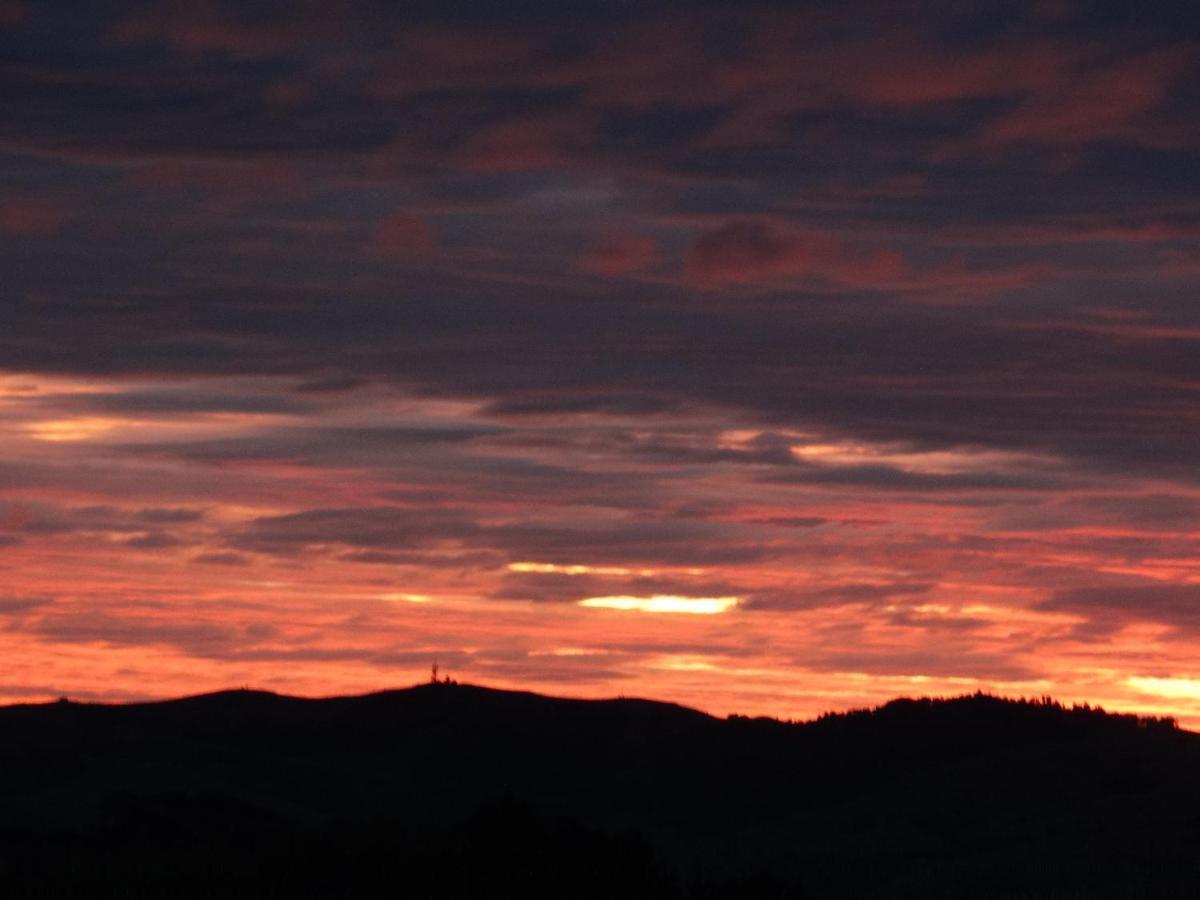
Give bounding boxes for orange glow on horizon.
[4,371,1200,731]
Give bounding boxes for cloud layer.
[2,1,1200,722]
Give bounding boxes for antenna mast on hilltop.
[431,659,439,684]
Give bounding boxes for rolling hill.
[1,683,1197,897]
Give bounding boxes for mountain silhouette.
[1,683,1197,897]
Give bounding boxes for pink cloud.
[0,1,24,27]
[979,45,1197,145]
[459,110,595,173]
[685,218,906,289]
[369,213,438,256]
[686,220,822,286]
[582,233,661,276]
[131,159,304,204]
[1033,0,1076,21]
[110,1,353,57]
[343,14,1194,180]
[262,79,313,110]
[847,36,1082,107]
[0,198,69,236]
[367,28,535,96]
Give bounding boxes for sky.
[3,1,1200,724]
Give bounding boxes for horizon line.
[2,679,1184,732]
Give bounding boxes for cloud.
[762,463,1071,492]
[992,493,1200,532]
[741,516,830,529]
[844,35,1079,108]
[1042,583,1200,632]
[231,506,474,554]
[684,218,906,288]
[742,581,936,611]
[125,424,499,467]
[685,219,828,287]
[459,110,595,173]
[582,232,660,276]
[369,213,438,256]
[484,394,680,417]
[339,549,503,569]
[191,551,251,566]
[490,570,747,604]
[230,503,776,568]
[0,2,24,27]
[46,388,314,416]
[109,1,354,57]
[34,610,239,652]
[978,45,1198,146]
[0,502,205,537]
[0,199,69,236]
[0,595,51,615]
[123,531,184,550]
[136,507,206,524]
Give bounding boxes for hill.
[1,684,1197,897]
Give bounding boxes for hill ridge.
[2,680,1199,897]
[6,680,1181,732]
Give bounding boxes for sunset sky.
[4,1,1200,724]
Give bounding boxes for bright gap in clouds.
[379,593,433,604]
[1127,676,1200,701]
[509,561,654,576]
[25,417,130,441]
[579,595,739,614]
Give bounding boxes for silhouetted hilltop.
[1,684,1198,898]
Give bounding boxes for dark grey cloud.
[988,493,1200,532]
[232,505,774,567]
[0,502,205,537]
[762,462,1074,492]
[0,595,52,615]
[484,393,682,417]
[123,425,500,465]
[338,549,505,569]
[31,389,315,416]
[1042,583,1200,632]
[191,551,252,566]
[4,230,1200,481]
[231,506,479,554]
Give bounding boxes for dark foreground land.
[1,683,1198,898]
